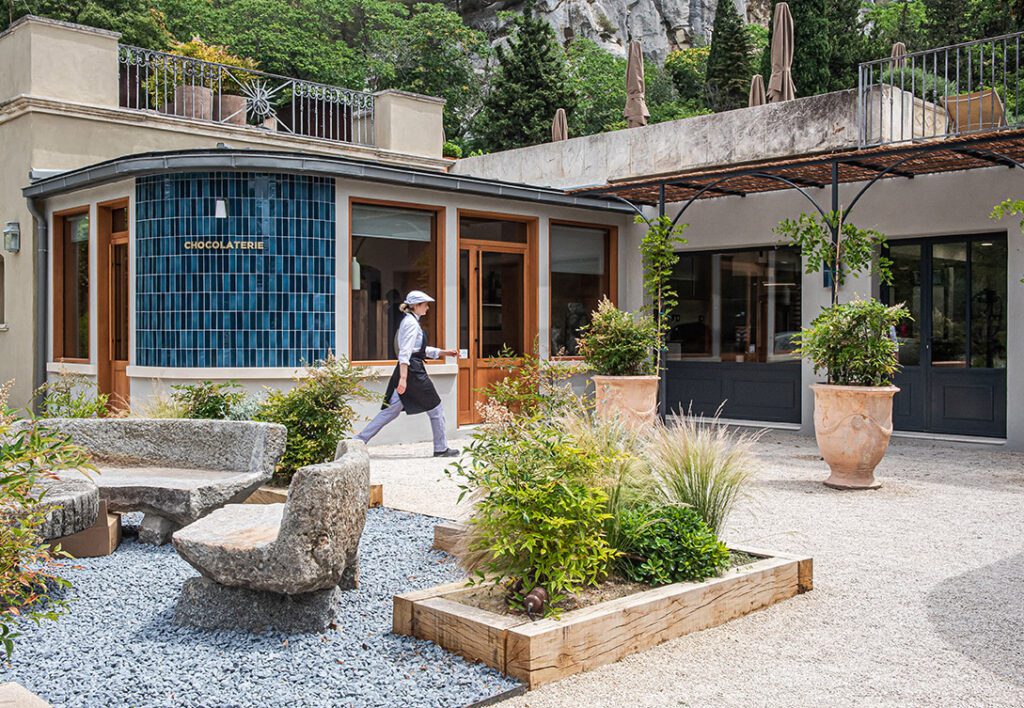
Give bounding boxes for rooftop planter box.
[394,545,812,689]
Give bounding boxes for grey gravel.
[0,508,520,707]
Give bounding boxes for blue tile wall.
[135,172,335,368]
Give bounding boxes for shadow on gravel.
[927,551,1024,687]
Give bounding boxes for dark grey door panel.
[666,361,801,423]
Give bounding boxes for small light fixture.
[3,222,20,253]
[351,256,361,290]
[214,199,228,219]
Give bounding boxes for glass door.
[884,235,1007,437]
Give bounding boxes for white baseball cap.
[404,290,435,305]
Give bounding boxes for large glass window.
[549,224,612,356]
[58,212,90,360]
[667,247,801,363]
[350,203,439,361]
[970,239,1007,368]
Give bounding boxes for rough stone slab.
[138,513,178,545]
[173,441,370,595]
[0,682,51,707]
[174,577,341,633]
[35,477,99,540]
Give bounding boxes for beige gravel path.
[368,431,1024,707]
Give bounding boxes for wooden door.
[457,243,530,424]
[98,201,130,412]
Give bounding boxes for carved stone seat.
[171,440,370,632]
[41,419,286,544]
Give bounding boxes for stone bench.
[35,477,99,540]
[171,440,370,633]
[41,419,286,544]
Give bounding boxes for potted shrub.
[154,37,258,124]
[577,298,660,427]
[777,211,909,489]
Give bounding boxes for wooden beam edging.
[394,544,814,689]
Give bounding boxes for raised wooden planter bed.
[400,528,812,688]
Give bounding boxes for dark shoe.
[433,448,460,458]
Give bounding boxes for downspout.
[27,196,47,415]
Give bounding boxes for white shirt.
[395,312,441,365]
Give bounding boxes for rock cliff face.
[450,0,771,62]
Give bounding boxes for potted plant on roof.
[776,211,910,489]
[155,37,259,124]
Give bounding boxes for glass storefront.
[549,224,612,356]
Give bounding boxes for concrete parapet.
[373,89,446,159]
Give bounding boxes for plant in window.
[989,198,1024,282]
[35,372,109,418]
[254,355,374,485]
[1,380,92,656]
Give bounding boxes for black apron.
[383,325,442,415]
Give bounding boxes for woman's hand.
[397,378,407,395]
[442,349,459,358]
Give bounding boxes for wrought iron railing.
[118,45,375,146]
[857,32,1024,147]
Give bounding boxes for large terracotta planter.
[167,85,213,121]
[592,375,659,428]
[812,383,899,490]
[215,94,247,125]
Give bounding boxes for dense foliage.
[615,503,731,586]
[478,345,585,421]
[989,198,1024,282]
[577,298,660,377]
[0,381,92,656]
[797,299,911,386]
[474,3,576,151]
[450,415,617,610]
[35,374,109,418]
[705,0,752,111]
[170,380,245,419]
[254,355,373,483]
[640,215,689,370]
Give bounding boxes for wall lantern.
[214,199,228,219]
[3,222,20,253]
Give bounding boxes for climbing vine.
[638,215,688,371]
[989,199,1024,283]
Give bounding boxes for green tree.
[566,38,627,135]
[473,2,576,151]
[826,0,866,91]
[705,0,752,111]
[924,0,973,46]
[2,0,170,47]
[862,0,928,57]
[666,45,711,104]
[761,0,833,97]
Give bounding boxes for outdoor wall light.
[214,199,228,219]
[3,222,20,253]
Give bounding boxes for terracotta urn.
[215,94,247,125]
[592,375,659,429]
[811,383,899,490]
[170,85,214,121]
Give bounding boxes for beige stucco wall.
[625,165,1024,448]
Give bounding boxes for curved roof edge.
[23,148,634,214]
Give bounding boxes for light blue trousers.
[353,390,449,453]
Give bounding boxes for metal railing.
[858,31,1024,147]
[118,45,375,147]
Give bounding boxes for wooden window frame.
[348,197,446,366]
[96,198,130,399]
[548,219,619,361]
[52,205,92,363]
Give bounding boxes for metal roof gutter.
[22,149,634,214]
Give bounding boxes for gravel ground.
[499,431,1024,708]
[0,508,520,707]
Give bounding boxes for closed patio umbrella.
[767,2,796,102]
[623,40,650,128]
[749,74,767,107]
[891,41,907,69]
[551,107,569,141]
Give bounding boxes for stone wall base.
[174,577,342,633]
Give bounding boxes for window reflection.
[887,244,922,366]
[550,225,611,356]
[667,247,801,363]
[971,239,1007,369]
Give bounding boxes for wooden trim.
[52,205,91,362]
[348,197,446,365]
[95,199,129,409]
[548,220,618,358]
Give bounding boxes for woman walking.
[353,291,460,457]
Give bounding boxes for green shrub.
[615,502,730,585]
[665,46,710,104]
[649,414,758,535]
[797,298,911,386]
[254,355,373,484]
[0,380,93,656]
[442,140,463,158]
[577,298,659,376]
[879,65,953,104]
[35,374,108,418]
[479,344,587,422]
[171,381,245,420]
[449,416,617,613]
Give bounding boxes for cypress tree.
[761,0,832,98]
[923,0,971,47]
[474,2,577,152]
[705,0,752,111]
[826,0,866,92]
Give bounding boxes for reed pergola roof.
[572,128,1024,206]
